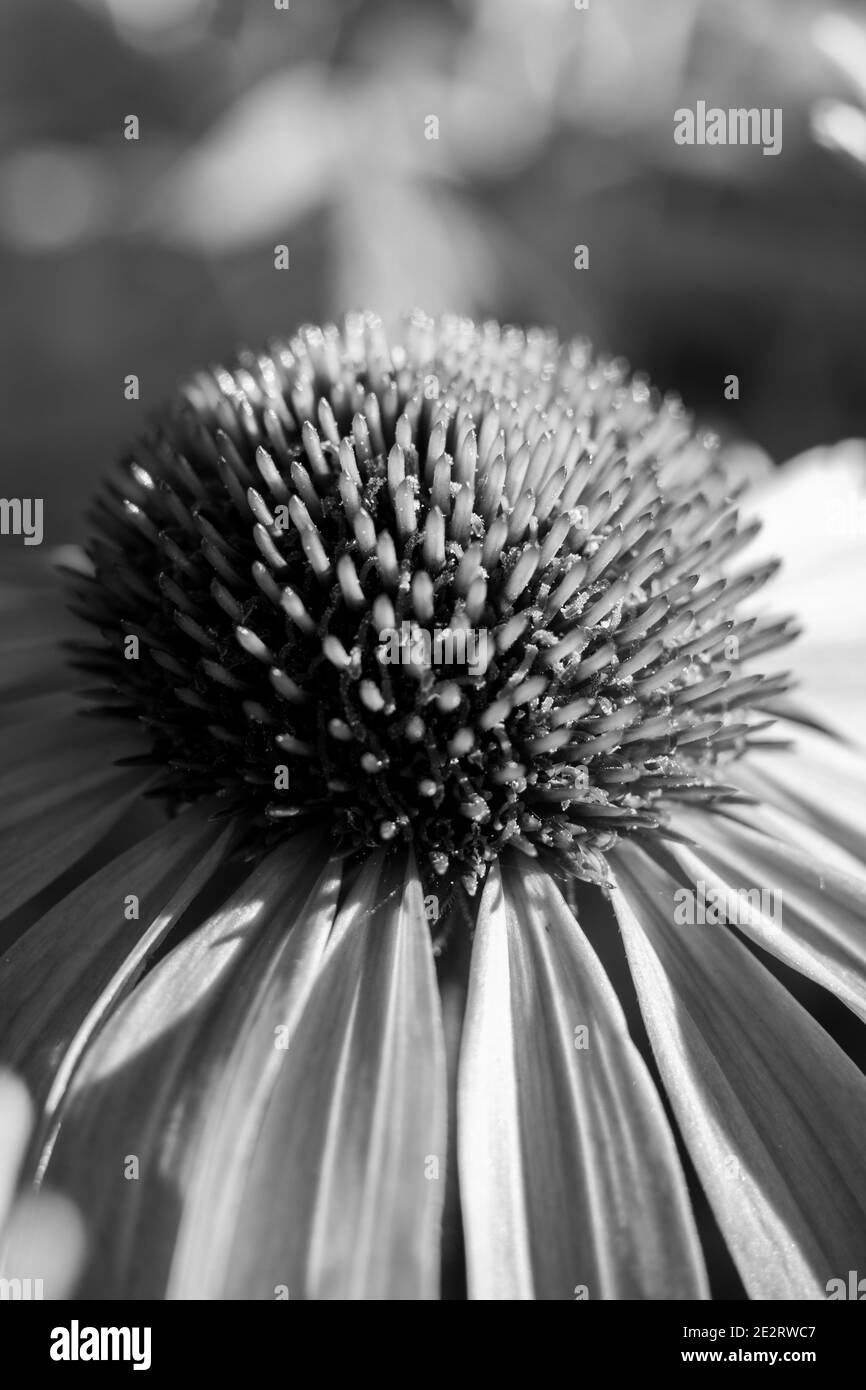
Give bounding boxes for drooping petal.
[666,808,866,1023]
[214,849,448,1301]
[733,723,866,871]
[166,840,343,1298]
[0,773,150,920]
[458,860,708,1300]
[0,804,232,1120]
[0,715,135,817]
[0,576,79,701]
[0,1191,86,1300]
[36,830,337,1299]
[1,690,78,728]
[0,713,151,919]
[611,841,866,1299]
[748,441,866,585]
[0,1071,85,1299]
[0,1070,31,1226]
[721,784,866,880]
[743,441,866,744]
[0,639,69,701]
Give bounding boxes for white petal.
[0,1191,85,1300]
[733,723,866,870]
[0,806,231,1121]
[458,861,707,1300]
[749,440,866,581]
[37,833,337,1298]
[742,442,866,744]
[0,1070,31,1227]
[0,772,148,920]
[215,850,448,1300]
[666,809,866,1024]
[611,841,866,1299]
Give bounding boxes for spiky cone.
[1,311,865,1300]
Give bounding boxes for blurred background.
[1,0,866,539]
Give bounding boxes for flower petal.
[214,849,448,1300]
[0,713,151,919]
[0,566,80,701]
[751,441,866,583]
[0,1071,85,1298]
[458,860,707,1300]
[0,805,232,1124]
[36,832,337,1298]
[0,1191,86,1300]
[723,779,866,880]
[744,442,866,744]
[0,638,67,701]
[733,724,866,870]
[0,690,79,728]
[0,1070,31,1226]
[667,808,866,1024]
[167,846,344,1297]
[611,841,866,1299]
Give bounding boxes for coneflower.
[73,314,792,894]
[1,311,865,1300]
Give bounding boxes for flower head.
[2,312,865,1302]
[74,312,791,897]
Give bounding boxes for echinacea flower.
[2,311,865,1301]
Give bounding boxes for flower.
[0,1070,84,1298]
[1,310,865,1301]
[813,12,866,171]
